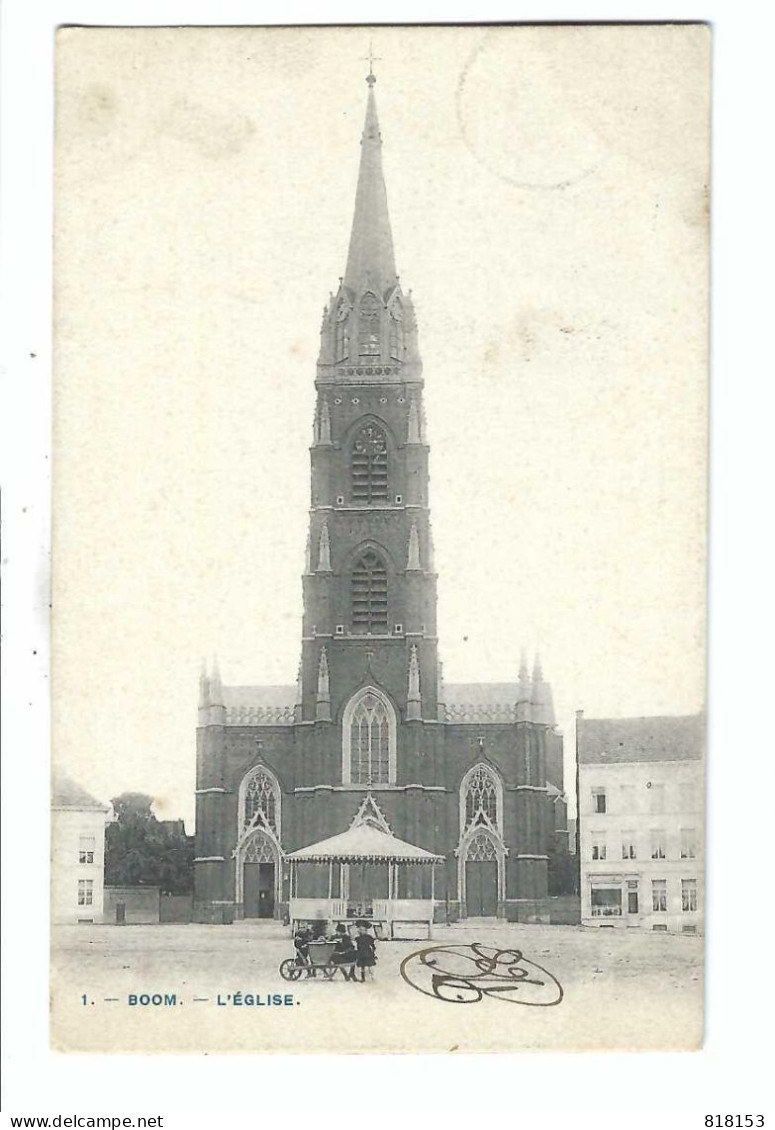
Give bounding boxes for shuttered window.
[351,424,388,503]
[351,550,388,632]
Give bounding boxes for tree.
[105,792,194,894]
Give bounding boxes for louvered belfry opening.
[352,549,388,632]
[351,423,388,503]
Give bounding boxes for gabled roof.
[221,686,296,708]
[445,683,519,704]
[577,714,705,765]
[286,822,443,864]
[51,772,109,811]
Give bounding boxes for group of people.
[293,921,377,982]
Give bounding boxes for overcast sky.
[54,25,708,827]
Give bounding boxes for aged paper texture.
[52,24,708,1054]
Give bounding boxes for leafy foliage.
[105,793,194,894]
[548,850,579,897]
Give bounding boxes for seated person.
[328,923,357,980]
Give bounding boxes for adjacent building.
[51,772,109,924]
[194,73,572,928]
[577,713,704,934]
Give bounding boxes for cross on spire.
[363,41,381,85]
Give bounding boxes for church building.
[194,73,571,929]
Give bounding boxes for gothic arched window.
[342,687,397,785]
[351,549,388,632]
[351,423,388,503]
[466,828,499,861]
[242,832,277,863]
[460,763,502,837]
[358,292,381,356]
[239,766,281,839]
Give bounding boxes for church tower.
[193,71,572,927]
[299,73,439,769]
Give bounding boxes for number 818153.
[705,1118,764,1127]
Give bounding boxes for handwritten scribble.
[400,942,563,1007]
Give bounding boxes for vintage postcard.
[51,23,709,1054]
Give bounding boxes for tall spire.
[198,659,209,710]
[516,649,532,723]
[344,74,397,296]
[318,399,332,444]
[531,653,556,726]
[407,644,422,721]
[407,398,421,444]
[294,657,303,723]
[407,523,421,571]
[316,647,331,722]
[210,655,223,705]
[317,522,332,572]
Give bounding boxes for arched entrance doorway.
[239,830,280,919]
[457,763,507,918]
[235,764,282,919]
[462,829,499,917]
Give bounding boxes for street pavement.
[51,920,703,1053]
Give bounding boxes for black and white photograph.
[48,23,709,1055]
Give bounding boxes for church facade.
[194,74,570,925]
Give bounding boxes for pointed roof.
[286,822,443,863]
[577,714,704,765]
[343,76,397,296]
[351,792,391,833]
[51,772,109,812]
[222,685,296,708]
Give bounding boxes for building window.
[591,835,606,861]
[358,292,381,356]
[621,833,637,860]
[463,765,500,833]
[680,827,698,859]
[351,424,388,503]
[241,767,280,838]
[627,880,639,914]
[592,788,607,814]
[651,879,667,912]
[681,878,698,912]
[78,879,94,906]
[649,783,665,814]
[78,834,96,864]
[243,832,277,864]
[650,830,666,859]
[351,549,388,632]
[591,887,622,917]
[347,690,394,785]
[466,828,498,862]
